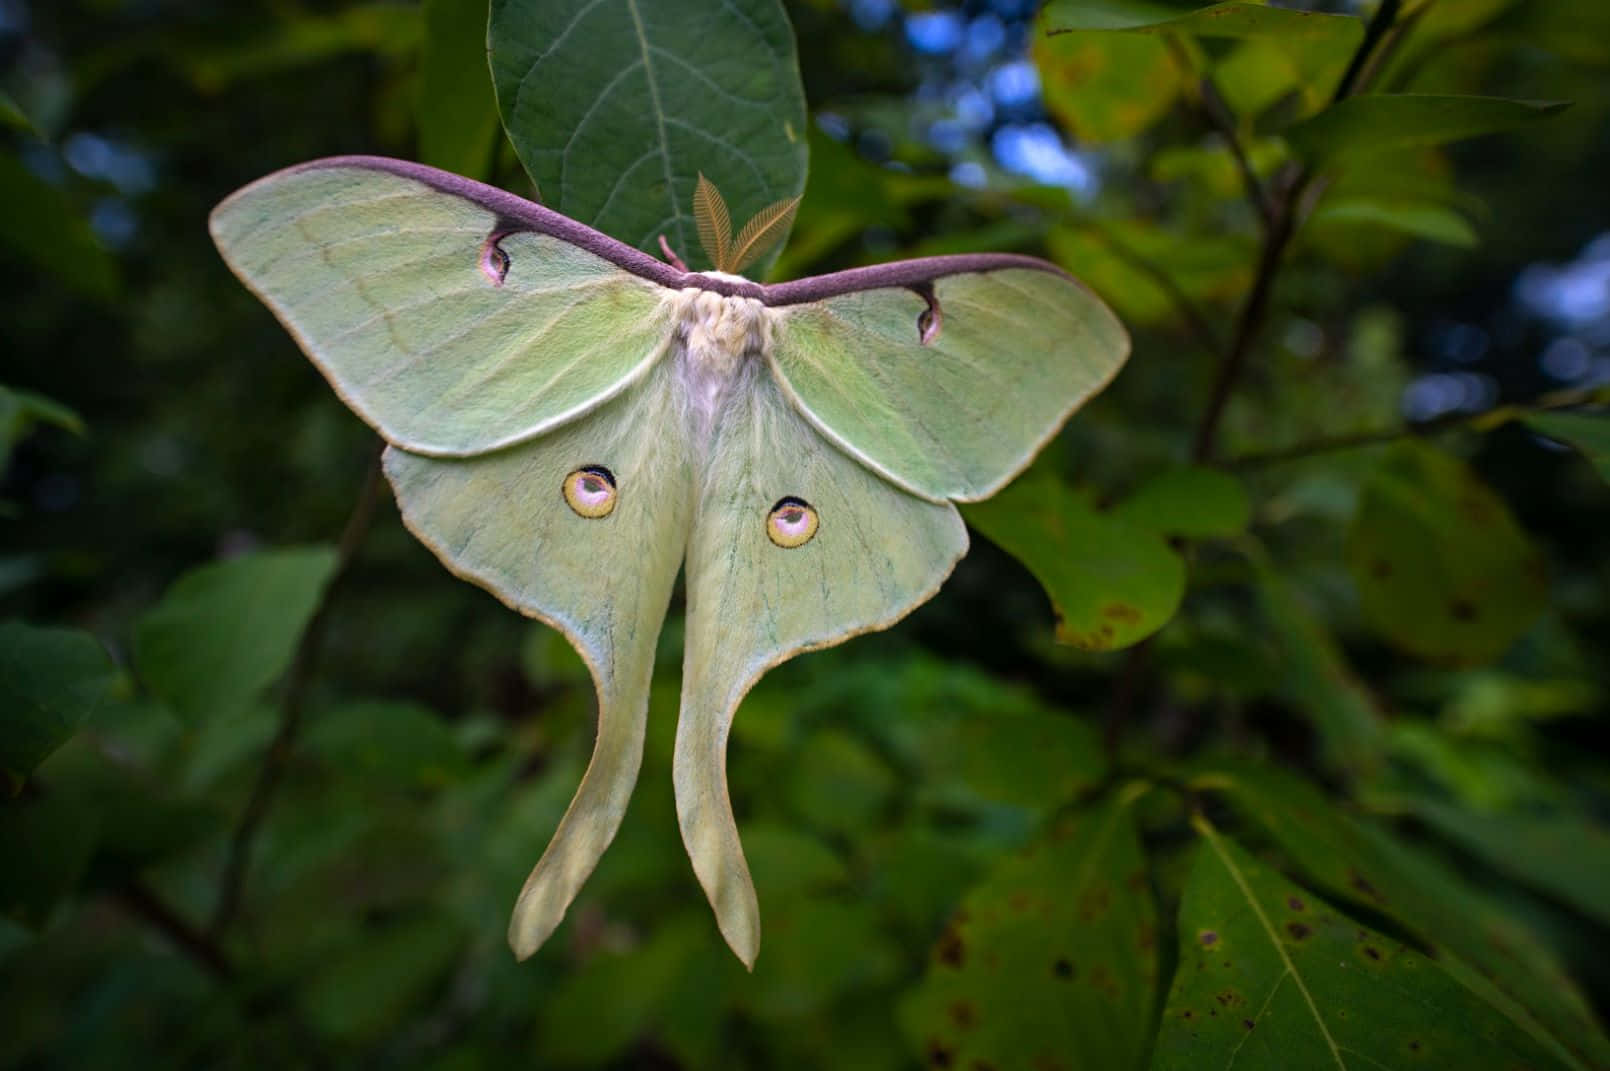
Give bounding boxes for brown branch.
[1189,0,1405,464]
[1162,34,1274,230]
[1225,392,1609,469]
[115,879,235,980]
[209,446,385,935]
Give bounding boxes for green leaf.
[923,708,1104,811]
[0,91,31,131]
[1197,762,1610,1069]
[300,914,464,1041]
[784,729,897,837]
[0,621,121,784]
[900,787,1158,1071]
[1374,795,1610,929]
[170,4,421,91]
[747,898,902,1022]
[1525,410,1610,483]
[1286,94,1570,168]
[488,0,808,272]
[1249,550,1385,776]
[1311,195,1479,248]
[133,546,339,726]
[1048,223,1254,327]
[1033,22,1183,145]
[0,792,99,928]
[303,700,468,787]
[0,386,86,474]
[1154,820,1574,1071]
[1112,466,1251,538]
[964,471,1185,651]
[1043,0,1362,44]
[1345,442,1548,664]
[418,0,502,179]
[0,152,119,301]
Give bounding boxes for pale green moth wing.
[677,360,967,967]
[211,157,1130,968]
[209,158,679,456]
[383,357,694,958]
[768,267,1130,502]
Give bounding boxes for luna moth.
[209,155,1129,967]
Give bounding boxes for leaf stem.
[209,447,384,935]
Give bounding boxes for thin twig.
[209,447,385,935]
[116,879,235,980]
[1162,34,1274,230]
[1189,0,1405,464]
[1225,393,1608,469]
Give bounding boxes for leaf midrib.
[1196,818,1346,1071]
[624,0,680,251]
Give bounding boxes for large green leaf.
[133,546,339,726]
[1154,820,1573,1070]
[1286,94,1570,169]
[1196,762,1610,1069]
[1345,442,1547,664]
[901,786,1158,1071]
[1525,410,1610,483]
[0,621,121,784]
[488,0,808,270]
[418,0,501,179]
[0,152,119,301]
[964,471,1185,652]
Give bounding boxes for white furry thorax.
[670,275,773,440]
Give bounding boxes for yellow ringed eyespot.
[563,465,617,518]
[766,496,818,548]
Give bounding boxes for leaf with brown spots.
[1345,441,1547,664]
[963,470,1184,653]
[1196,761,1610,1069]
[898,786,1158,1071]
[1153,818,1576,1071]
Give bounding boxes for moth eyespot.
[917,304,941,344]
[563,466,617,518]
[766,496,818,548]
[480,234,511,286]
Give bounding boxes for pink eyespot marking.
[766,496,819,548]
[563,465,617,519]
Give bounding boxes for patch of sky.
[63,132,156,195]
[0,0,28,36]
[950,161,988,189]
[1402,371,1499,421]
[987,60,1039,110]
[906,11,965,55]
[849,0,896,32]
[992,122,1096,196]
[91,198,137,248]
[1514,232,1610,330]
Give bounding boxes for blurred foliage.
[4,0,1610,1068]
